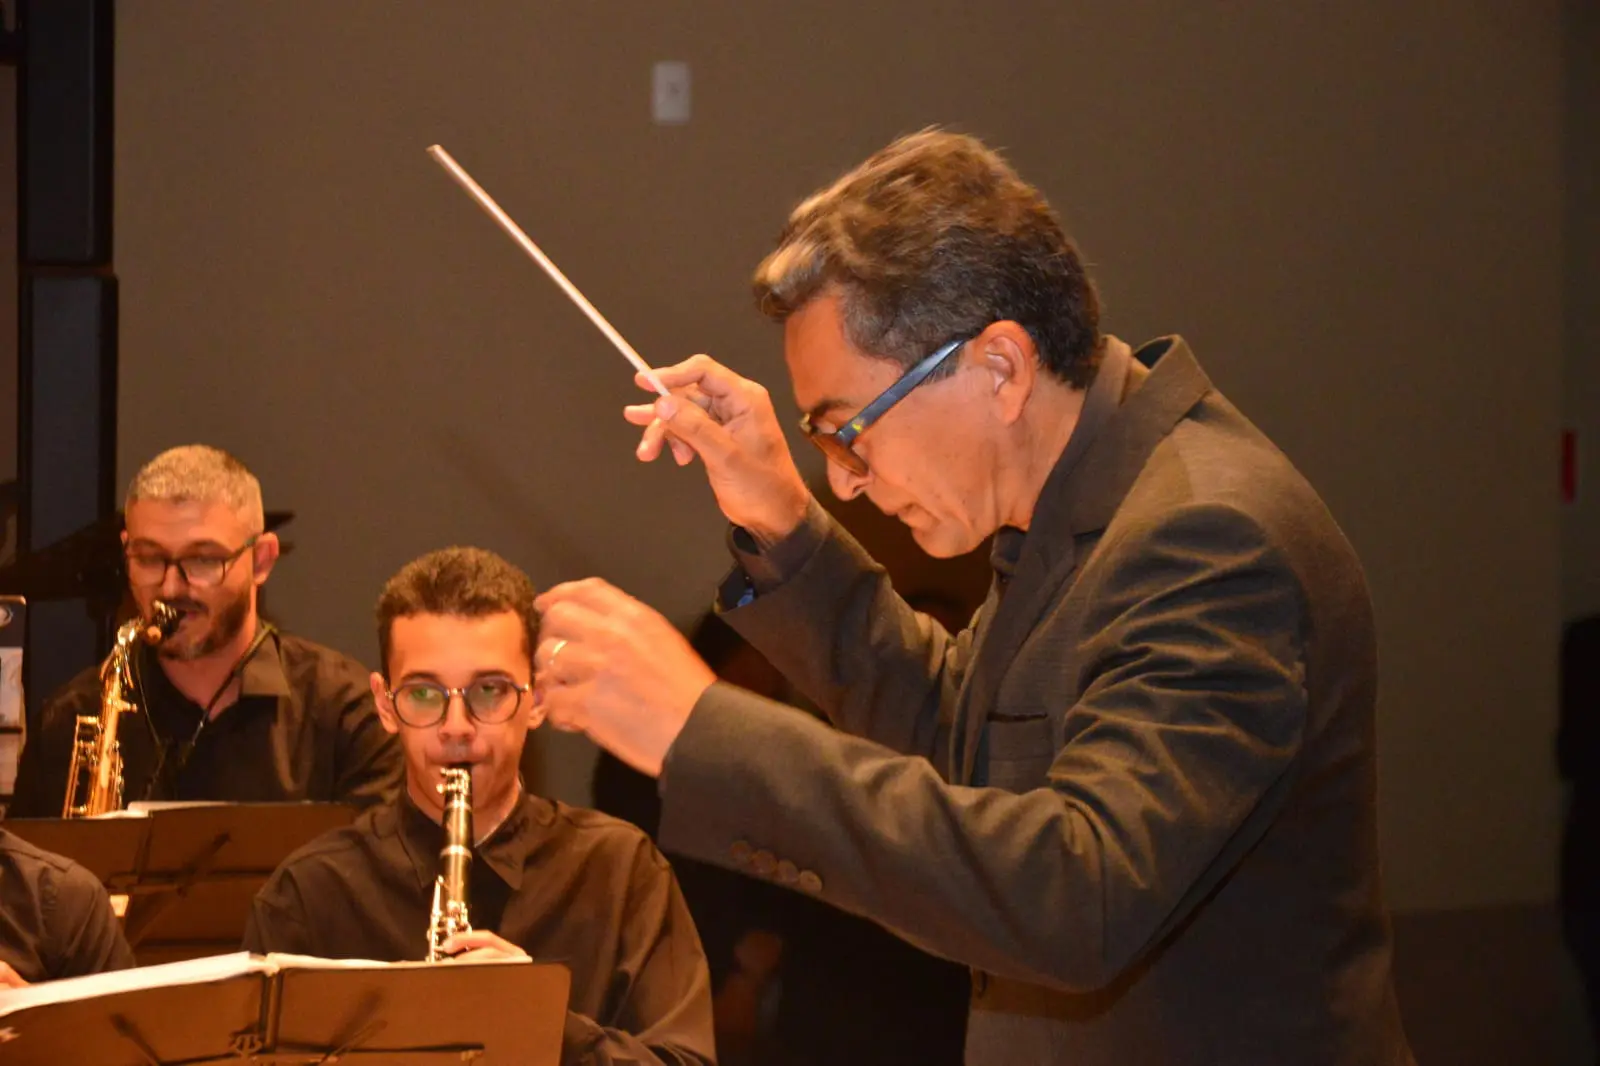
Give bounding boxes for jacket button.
[971,969,989,997]
[752,849,778,878]
[776,859,799,884]
[730,840,752,865]
[796,870,822,894]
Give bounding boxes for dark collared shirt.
[7,629,402,818]
[242,792,715,1066]
[0,827,135,982]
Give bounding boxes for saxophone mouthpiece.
[143,601,182,644]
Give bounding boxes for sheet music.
[126,799,231,812]
[0,952,534,1017]
[264,952,531,971]
[0,951,268,1017]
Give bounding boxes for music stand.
[273,959,570,1064]
[0,814,145,882]
[0,954,571,1065]
[3,802,357,964]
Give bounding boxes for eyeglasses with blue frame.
[798,336,969,477]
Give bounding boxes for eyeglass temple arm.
[836,338,967,446]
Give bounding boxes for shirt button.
[796,870,823,894]
[752,849,778,878]
[776,859,799,885]
[730,840,753,865]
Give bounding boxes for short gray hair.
[125,445,265,531]
[753,128,1102,388]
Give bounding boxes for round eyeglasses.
[385,675,532,727]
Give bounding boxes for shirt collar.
[238,627,291,698]
[989,527,1026,588]
[390,788,549,892]
[137,623,289,709]
[988,336,1133,584]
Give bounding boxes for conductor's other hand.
[532,579,717,778]
[625,355,810,545]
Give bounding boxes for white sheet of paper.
[0,952,268,1017]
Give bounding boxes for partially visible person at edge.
[0,827,135,988]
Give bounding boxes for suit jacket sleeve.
[661,502,1309,992]
[720,501,977,762]
[562,841,716,1066]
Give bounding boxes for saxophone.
[62,601,181,818]
[426,765,474,961]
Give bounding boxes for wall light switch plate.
[653,61,691,125]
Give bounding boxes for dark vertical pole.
[17,0,117,721]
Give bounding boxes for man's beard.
[157,587,252,661]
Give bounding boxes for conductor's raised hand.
[626,355,810,545]
[532,579,717,777]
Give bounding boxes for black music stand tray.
[3,802,357,963]
[0,954,571,1065]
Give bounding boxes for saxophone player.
[8,445,402,816]
[243,547,714,1066]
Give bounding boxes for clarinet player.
[242,547,714,1066]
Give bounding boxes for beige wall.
[115,1,1565,917]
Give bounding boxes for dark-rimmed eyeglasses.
[125,535,259,589]
[798,337,968,477]
[384,674,532,727]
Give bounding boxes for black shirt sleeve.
[43,860,136,979]
[561,842,715,1066]
[242,868,316,955]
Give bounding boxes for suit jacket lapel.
[954,336,1215,784]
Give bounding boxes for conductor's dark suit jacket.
[657,336,1413,1065]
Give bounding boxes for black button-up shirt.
[0,827,135,982]
[242,792,715,1066]
[7,630,402,817]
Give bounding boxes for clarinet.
[426,765,474,961]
